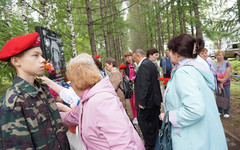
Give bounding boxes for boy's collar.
[13,76,44,97]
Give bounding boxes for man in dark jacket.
[133,49,162,150]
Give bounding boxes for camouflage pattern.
[0,76,70,150]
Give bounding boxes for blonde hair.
[66,53,102,90]
[215,50,225,56]
[124,51,132,57]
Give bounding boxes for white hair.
[68,53,95,66]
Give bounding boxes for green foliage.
[0,62,16,84]
[0,83,11,98]
[0,0,240,82]
[229,60,240,83]
[230,60,240,75]
[230,84,240,96]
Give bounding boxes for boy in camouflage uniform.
[0,32,70,149]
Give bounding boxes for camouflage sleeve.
[0,102,35,149]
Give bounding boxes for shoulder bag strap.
[222,88,228,99]
[160,111,169,134]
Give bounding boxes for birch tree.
[67,0,77,57]
[20,0,28,34]
[3,1,13,37]
[40,0,50,29]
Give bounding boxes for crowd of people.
[0,32,230,150]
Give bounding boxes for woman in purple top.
[213,50,232,118]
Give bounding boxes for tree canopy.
[0,0,239,83]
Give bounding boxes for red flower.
[164,78,170,82]
[157,77,164,81]
[163,81,167,85]
[119,64,127,70]
[94,54,100,59]
[158,77,171,85]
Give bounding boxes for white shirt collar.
[138,57,147,67]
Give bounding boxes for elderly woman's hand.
[56,102,72,112]
[159,113,168,123]
[37,76,53,86]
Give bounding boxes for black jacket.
[135,58,162,108]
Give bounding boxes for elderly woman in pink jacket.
[59,53,145,150]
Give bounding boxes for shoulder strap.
[118,75,125,92]
[124,62,129,77]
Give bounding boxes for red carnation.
[158,77,170,85]
[119,64,127,70]
[157,77,164,81]
[94,54,100,59]
[164,78,170,82]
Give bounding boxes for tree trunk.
[181,0,186,33]
[100,0,110,57]
[129,1,147,51]
[144,12,149,47]
[157,13,164,57]
[116,35,121,65]
[104,0,113,56]
[3,1,13,37]
[171,1,176,38]
[40,0,50,29]
[147,0,153,47]
[177,0,185,34]
[85,0,97,55]
[193,0,203,38]
[67,0,77,57]
[189,1,195,36]
[238,0,240,22]
[160,15,164,57]
[20,0,28,34]
[166,0,170,41]
[109,0,118,62]
[119,36,124,62]
[215,39,222,50]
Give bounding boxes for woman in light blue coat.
[159,34,227,150]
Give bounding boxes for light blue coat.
[164,58,227,150]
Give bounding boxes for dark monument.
[35,26,66,82]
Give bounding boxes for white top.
[196,55,210,71]
[59,87,80,108]
[138,57,147,67]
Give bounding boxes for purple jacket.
[62,77,145,150]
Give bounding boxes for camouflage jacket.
[0,76,70,150]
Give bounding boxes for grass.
[230,84,240,96]
[230,117,240,126]
[0,83,11,98]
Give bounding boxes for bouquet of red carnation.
[119,64,127,70]
[158,77,170,85]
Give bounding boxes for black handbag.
[216,89,230,109]
[154,111,172,150]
